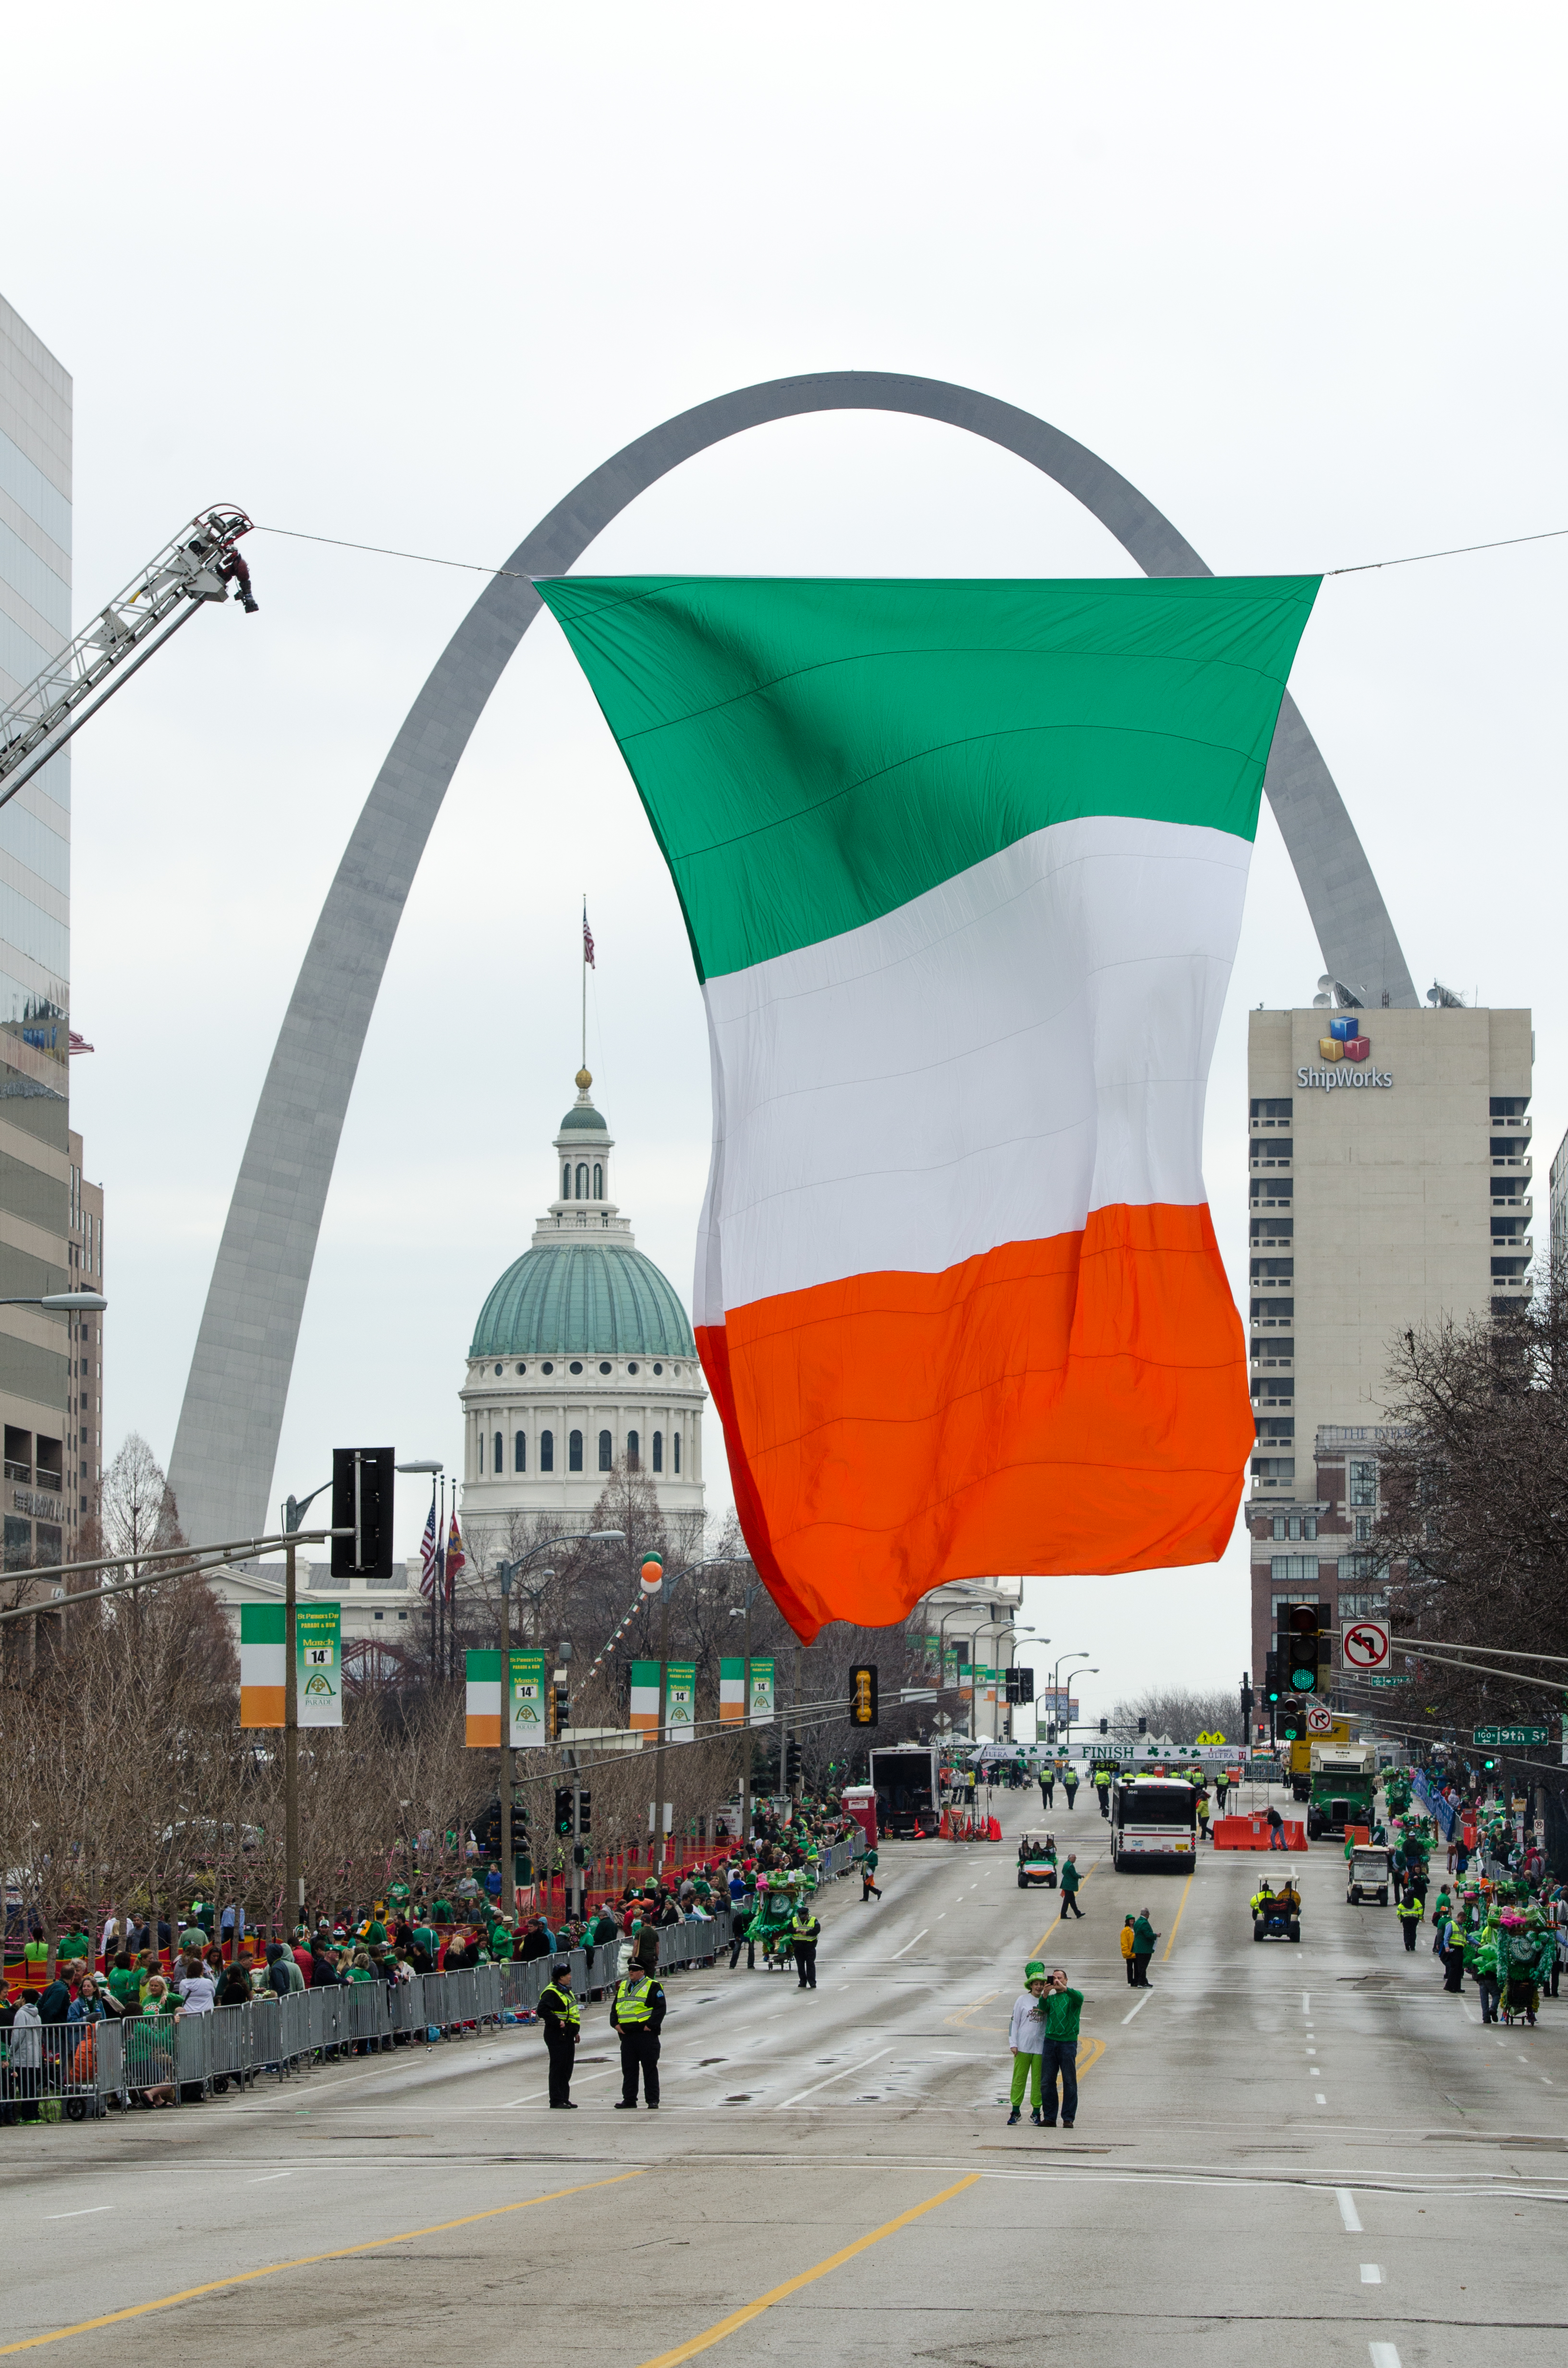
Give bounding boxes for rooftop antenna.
[1426,980,1466,1008]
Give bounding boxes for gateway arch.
[169,370,1416,1546]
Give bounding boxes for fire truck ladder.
[0,506,254,813]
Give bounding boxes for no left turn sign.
[1343,1619,1390,1671]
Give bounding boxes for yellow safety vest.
[615,1974,655,2025]
[540,1981,579,2031]
[792,1916,820,1946]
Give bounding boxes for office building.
[0,295,75,1569]
[1246,999,1533,1689]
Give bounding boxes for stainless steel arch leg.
[169,370,1413,1542]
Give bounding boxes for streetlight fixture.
[0,1290,107,1311]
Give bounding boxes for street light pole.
[497,1562,515,1918]
[284,1530,300,1929]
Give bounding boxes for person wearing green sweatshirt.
[1040,1968,1083,2128]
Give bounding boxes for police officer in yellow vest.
[538,1957,580,2108]
[611,1935,666,2109]
[791,1902,821,1990]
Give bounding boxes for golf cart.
[1347,1842,1392,1906]
[1251,1877,1302,1943]
[1017,1832,1058,1889]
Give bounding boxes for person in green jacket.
[1130,1910,1157,1986]
[1040,1968,1084,2128]
[861,1847,882,1903]
[1059,1855,1083,1918]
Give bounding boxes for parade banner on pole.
[465,1650,502,1747]
[296,1602,342,1728]
[720,1657,746,1725]
[509,1649,547,1748]
[538,573,1319,1640]
[666,1661,697,1744]
[239,1602,285,1728]
[629,1659,661,1735]
[748,1656,776,1726]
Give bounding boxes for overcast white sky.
[2,5,1563,1722]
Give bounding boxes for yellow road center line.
[633,2173,981,2368]
[1162,1869,1196,1960]
[0,2171,643,2355]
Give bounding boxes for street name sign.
[1474,1725,1549,1747]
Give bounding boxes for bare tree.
[1106,1687,1242,1744]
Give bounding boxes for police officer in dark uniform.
[537,1957,580,2107]
[791,1901,821,1989]
[610,1936,666,2109]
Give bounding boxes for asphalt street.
[2,1784,1563,2366]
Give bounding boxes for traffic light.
[475,1796,502,1861]
[577,1788,591,1838]
[849,1665,879,1727]
[785,1737,802,1785]
[1099,1717,1108,1735]
[1137,1717,1147,1736]
[1279,1604,1324,1695]
[1277,1695,1306,1743]
[1006,1665,1035,1704]
[551,1679,571,1736]
[553,1787,574,1838]
[1264,1651,1280,1705]
[329,1447,395,1578]
[1481,1753,1496,1773]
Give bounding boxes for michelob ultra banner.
[665,1662,697,1744]
[465,1650,548,1747]
[240,1601,285,1727]
[748,1656,775,1726]
[537,575,1318,1640]
[295,1601,342,1729]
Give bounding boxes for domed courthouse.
[460,1072,707,1527]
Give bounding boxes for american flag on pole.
[417,1498,440,1601]
[444,1511,466,1602]
[582,903,595,969]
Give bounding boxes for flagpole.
[581,892,587,1071]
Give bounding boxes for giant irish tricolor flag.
[536,575,1319,1642]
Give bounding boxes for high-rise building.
[65,1126,103,1534]
[1246,999,1533,1692]
[0,295,75,1570]
[459,1067,707,1545]
[1550,1126,1568,1278]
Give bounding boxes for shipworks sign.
[1298,1016,1392,1092]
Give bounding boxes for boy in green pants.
[1005,1959,1048,2125]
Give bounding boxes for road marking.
[1360,2265,1384,2284]
[1315,2093,1326,2106]
[1302,1992,1310,2012]
[43,2207,113,2221]
[1369,2347,1402,2368]
[1122,1995,1151,2025]
[0,2171,643,2354]
[631,2169,982,2368]
[1161,1871,1195,1960]
[891,1931,928,1960]
[246,2173,293,2184]
[777,2047,892,2109]
[1335,2189,1362,2231]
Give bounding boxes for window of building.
[568,1430,583,1471]
[3,1514,29,1569]
[1490,1097,1530,1117]
[673,1431,680,1474]
[540,1430,554,1472]
[563,1166,571,1198]
[1349,1460,1378,1507]
[599,1430,612,1471]
[1270,1590,1319,1613]
[1271,1515,1317,1542]
[1271,1555,1319,1583]
[1251,1457,1295,1482]
[593,1163,603,1197]
[627,1430,640,1471]
[1250,1098,1293,1120]
[478,1432,484,1474]
[1355,1513,1372,1542]
[1338,1554,1387,1588]
[514,1431,527,1473]
[652,1431,663,1472]
[599,1361,611,1375]
[576,1163,588,1197]
[3,1425,29,1484]
[1339,1590,1389,1618]
[493,1431,503,1474]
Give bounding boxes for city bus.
[1110,1775,1199,1871]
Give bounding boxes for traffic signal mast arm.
[1344,1638,1568,1696]
[0,507,255,808]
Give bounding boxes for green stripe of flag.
[536,575,1320,981]
[240,1603,285,1644]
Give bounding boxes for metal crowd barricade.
[3,2017,124,2119]
[1412,1770,1458,1844]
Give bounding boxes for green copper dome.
[559,1104,609,1132]
[470,1241,696,1359]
